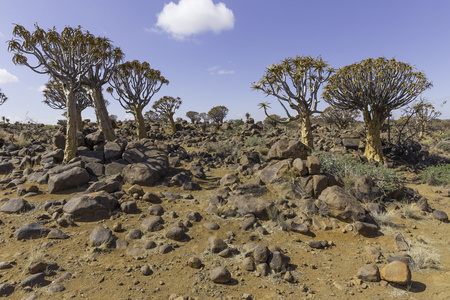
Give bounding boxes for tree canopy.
[186,111,199,123]
[208,105,228,124]
[152,96,182,133]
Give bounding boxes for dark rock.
[28,261,48,274]
[319,186,370,222]
[14,223,50,240]
[354,175,383,203]
[0,162,14,174]
[125,229,143,240]
[89,227,114,247]
[47,229,70,239]
[120,201,138,213]
[0,283,14,297]
[141,216,164,232]
[257,159,292,184]
[165,226,185,241]
[208,236,228,253]
[48,167,90,193]
[63,191,118,221]
[354,221,379,237]
[432,210,448,222]
[357,264,381,282]
[231,195,275,220]
[20,273,50,288]
[268,251,290,272]
[267,138,310,160]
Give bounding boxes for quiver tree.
[0,88,7,106]
[321,106,360,130]
[152,96,182,133]
[8,24,106,163]
[81,38,124,141]
[186,111,199,124]
[252,55,334,148]
[43,79,92,131]
[207,105,228,128]
[323,57,432,163]
[413,98,442,138]
[107,60,168,139]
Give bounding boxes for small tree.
[0,88,7,105]
[323,57,432,163]
[321,106,360,130]
[186,111,199,124]
[108,60,168,139]
[8,24,105,162]
[413,98,442,138]
[152,96,182,133]
[43,79,92,131]
[252,55,334,148]
[208,105,228,126]
[264,114,286,128]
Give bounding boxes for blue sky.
[0,0,449,125]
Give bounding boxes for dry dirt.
[0,161,449,300]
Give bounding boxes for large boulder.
[63,191,118,221]
[0,198,31,214]
[0,162,14,174]
[380,261,411,285]
[318,186,370,222]
[231,195,275,220]
[354,175,383,202]
[257,159,292,184]
[47,167,90,193]
[267,138,310,161]
[121,145,168,186]
[14,223,50,240]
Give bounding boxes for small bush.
[408,237,442,271]
[244,136,268,147]
[420,164,450,186]
[318,153,402,191]
[371,210,397,227]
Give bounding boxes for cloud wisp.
[207,65,234,75]
[0,68,19,84]
[155,0,235,40]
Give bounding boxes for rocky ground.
[0,120,448,299]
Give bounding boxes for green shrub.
[318,153,402,191]
[420,164,450,186]
[244,136,268,147]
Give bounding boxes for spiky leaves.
[252,55,334,148]
[108,60,169,139]
[152,96,182,133]
[0,89,7,106]
[8,24,106,163]
[323,57,432,163]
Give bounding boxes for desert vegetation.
[0,23,448,300]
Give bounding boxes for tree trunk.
[299,114,314,149]
[76,106,83,132]
[89,87,116,141]
[64,90,78,163]
[363,111,384,163]
[169,114,177,133]
[134,106,147,140]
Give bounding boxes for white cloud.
[0,68,19,84]
[155,0,235,40]
[208,65,234,75]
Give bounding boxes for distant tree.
[245,112,250,120]
[413,98,442,138]
[252,55,334,148]
[152,96,182,133]
[323,57,432,163]
[186,111,199,124]
[108,60,168,139]
[0,88,7,106]
[43,79,92,131]
[144,110,162,123]
[208,105,228,125]
[321,106,360,130]
[81,38,124,141]
[264,114,285,127]
[8,24,105,162]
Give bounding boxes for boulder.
[432,210,448,222]
[89,227,114,247]
[357,264,380,282]
[208,236,228,253]
[48,167,90,193]
[380,261,411,285]
[0,198,31,214]
[268,251,290,272]
[354,175,383,202]
[318,186,370,222]
[0,162,14,174]
[267,138,310,160]
[257,159,292,184]
[210,266,231,283]
[63,191,118,221]
[14,223,50,240]
[122,162,167,187]
[141,216,164,232]
[231,195,275,220]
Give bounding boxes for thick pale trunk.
[89,87,116,141]
[419,121,426,138]
[300,115,314,149]
[64,91,78,163]
[169,114,177,133]
[135,106,147,140]
[363,112,384,163]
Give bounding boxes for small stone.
[0,283,14,297]
[354,221,378,237]
[210,266,231,283]
[204,222,220,230]
[283,270,293,282]
[159,244,174,254]
[140,265,152,276]
[48,283,65,293]
[112,222,122,232]
[208,236,228,253]
[394,232,410,251]
[242,257,255,271]
[143,241,157,249]
[187,257,202,269]
[357,264,380,282]
[166,226,185,241]
[28,261,48,274]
